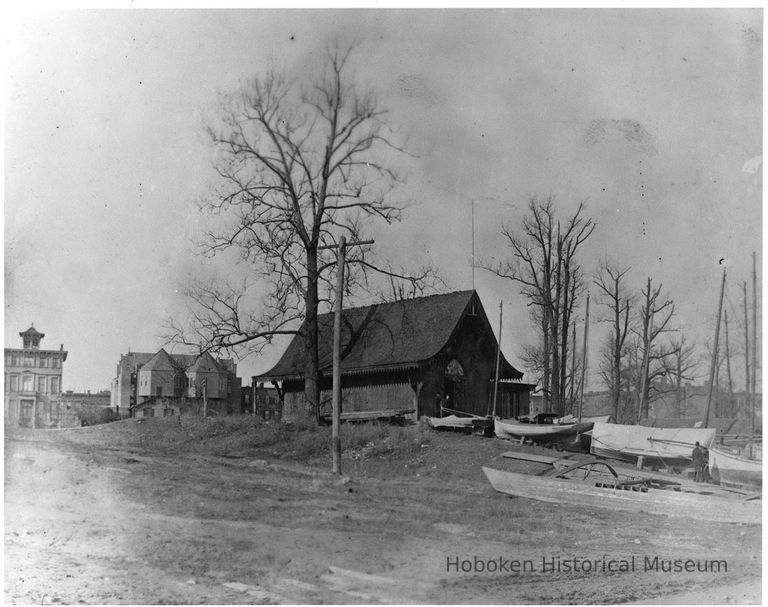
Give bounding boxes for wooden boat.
[426,415,475,431]
[482,465,760,525]
[589,422,716,467]
[709,444,762,489]
[494,418,594,444]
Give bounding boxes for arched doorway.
[443,359,466,414]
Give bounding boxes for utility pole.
[705,269,726,428]
[322,236,375,475]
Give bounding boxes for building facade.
[4,326,68,428]
[256,290,534,421]
[111,348,242,417]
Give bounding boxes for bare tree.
[481,196,595,414]
[662,332,699,417]
[593,260,632,422]
[634,277,678,421]
[166,43,419,419]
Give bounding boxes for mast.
[578,292,590,422]
[705,268,726,427]
[743,281,750,421]
[724,309,734,417]
[492,300,503,418]
[751,252,757,433]
[471,198,475,290]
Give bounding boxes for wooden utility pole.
[705,269,726,428]
[751,252,757,433]
[202,378,208,418]
[324,237,375,476]
[578,292,590,422]
[492,301,503,417]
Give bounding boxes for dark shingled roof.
[257,290,523,381]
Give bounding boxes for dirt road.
[4,419,762,604]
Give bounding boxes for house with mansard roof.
[255,290,534,420]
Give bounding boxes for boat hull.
[427,415,474,430]
[482,466,760,525]
[590,422,716,467]
[709,446,762,489]
[494,419,593,443]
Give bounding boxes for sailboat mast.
[578,292,590,422]
[470,198,475,290]
[751,252,757,434]
[492,300,503,417]
[705,268,726,428]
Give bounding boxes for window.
[20,400,34,419]
[9,375,18,392]
[22,375,33,392]
[38,376,47,393]
[50,377,60,394]
[24,355,35,367]
[156,386,163,397]
[142,407,155,417]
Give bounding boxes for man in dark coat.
[692,441,706,482]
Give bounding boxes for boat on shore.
[482,465,760,525]
[589,422,716,468]
[426,414,475,431]
[709,444,762,490]
[494,417,594,446]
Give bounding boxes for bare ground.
[4,417,762,605]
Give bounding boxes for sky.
[4,8,763,392]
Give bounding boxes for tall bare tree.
[481,196,595,414]
[166,43,423,419]
[593,261,632,421]
[635,277,678,421]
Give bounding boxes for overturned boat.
[482,464,760,525]
[589,422,716,468]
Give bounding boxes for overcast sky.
[4,8,762,392]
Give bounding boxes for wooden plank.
[501,451,562,465]
[320,408,414,421]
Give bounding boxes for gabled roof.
[188,351,224,374]
[256,290,523,381]
[139,349,179,373]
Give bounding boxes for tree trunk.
[304,247,321,422]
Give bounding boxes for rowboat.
[589,422,716,467]
[709,444,762,490]
[482,465,760,525]
[426,415,475,430]
[494,418,594,444]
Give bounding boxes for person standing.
[692,441,706,482]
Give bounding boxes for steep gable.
[257,290,523,380]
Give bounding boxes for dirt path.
[4,422,762,604]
